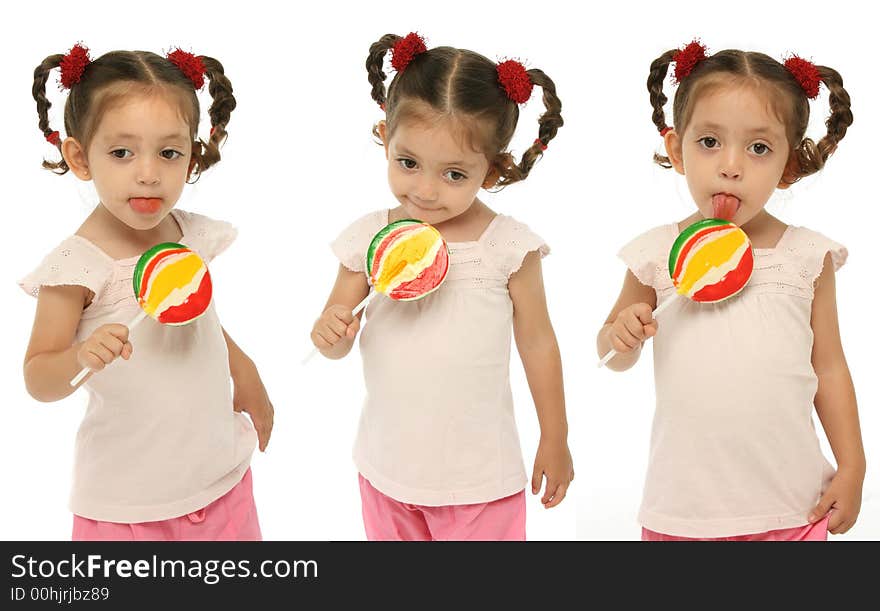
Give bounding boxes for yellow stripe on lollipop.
[141,252,205,316]
[374,226,441,294]
[676,229,746,296]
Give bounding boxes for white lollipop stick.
[597,294,678,368]
[69,310,148,387]
[302,291,377,365]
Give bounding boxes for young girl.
[21,44,274,540]
[310,33,573,541]
[597,41,865,540]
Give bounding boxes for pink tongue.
[712,194,739,221]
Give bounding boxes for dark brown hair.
[366,34,563,188]
[647,48,852,183]
[33,49,236,179]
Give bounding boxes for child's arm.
[596,270,658,371]
[222,329,274,452]
[807,253,865,534]
[310,264,370,360]
[509,251,574,508]
[24,285,131,402]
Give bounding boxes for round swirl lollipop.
[70,243,212,386]
[132,242,213,324]
[365,219,449,302]
[303,219,449,364]
[668,218,753,303]
[598,218,754,367]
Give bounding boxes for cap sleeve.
[19,236,113,300]
[485,215,550,278]
[174,209,237,263]
[617,225,675,290]
[790,227,847,287]
[330,210,388,273]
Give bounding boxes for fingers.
[808,494,834,523]
[332,308,354,326]
[311,326,340,349]
[826,509,847,534]
[531,463,543,495]
[255,407,274,452]
[104,323,131,343]
[311,306,360,349]
[542,480,570,509]
[632,303,655,325]
[623,314,649,341]
[610,304,657,353]
[610,323,641,352]
[346,316,361,339]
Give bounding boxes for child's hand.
[232,364,275,452]
[311,304,361,350]
[76,324,133,372]
[531,438,574,509]
[808,469,863,534]
[607,303,657,353]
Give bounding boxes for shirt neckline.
[71,209,188,264]
[384,209,501,247]
[668,222,793,254]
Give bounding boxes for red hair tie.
[784,55,821,100]
[45,131,61,146]
[59,43,91,89]
[497,59,533,104]
[672,40,708,83]
[167,48,206,90]
[660,127,672,137]
[391,33,427,72]
[534,138,547,151]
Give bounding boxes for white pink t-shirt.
[620,223,846,537]
[332,210,549,506]
[20,209,257,523]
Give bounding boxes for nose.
[719,149,743,180]
[411,176,438,202]
[136,159,161,185]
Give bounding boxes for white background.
[0,1,876,541]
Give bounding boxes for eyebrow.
[109,133,189,141]
[396,146,477,169]
[694,122,782,139]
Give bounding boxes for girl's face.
[66,91,193,231]
[379,116,495,226]
[666,84,792,228]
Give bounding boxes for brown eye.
[698,137,718,149]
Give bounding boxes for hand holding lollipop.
[70,243,212,386]
[598,218,753,367]
[305,219,449,363]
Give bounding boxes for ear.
[61,138,91,181]
[187,140,201,179]
[664,129,685,175]
[482,163,500,189]
[777,152,799,189]
[377,120,389,160]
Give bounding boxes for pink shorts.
[641,515,830,541]
[72,469,261,541]
[358,474,526,541]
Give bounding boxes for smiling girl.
[310,33,573,540]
